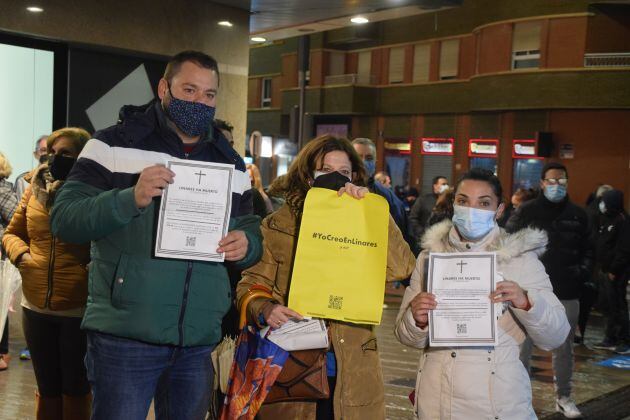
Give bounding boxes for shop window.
[512,21,541,70]
[261,77,272,108]
[439,39,459,80]
[388,47,405,84]
[413,44,430,83]
[513,159,544,192]
[384,140,411,195]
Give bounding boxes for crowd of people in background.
[0,49,627,420]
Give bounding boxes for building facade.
[247,0,630,205]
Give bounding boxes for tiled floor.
[1,288,629,419]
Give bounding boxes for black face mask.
[38,154,49,164]
[49,155,77,181]
[312,171,351,191]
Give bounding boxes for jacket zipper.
[45,237,57,308]
[177,261,193,346]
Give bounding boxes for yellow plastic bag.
[288,188,389,325]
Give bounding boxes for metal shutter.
[413,44,430,83]
[439,39,459,79]
[421,155,452,194]
[388,47,405,84]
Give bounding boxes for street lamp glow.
[26,6,44,12]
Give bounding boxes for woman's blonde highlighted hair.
[0,152,13,179]
[46,127,91,154]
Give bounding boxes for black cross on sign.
[456,260,468,273]
[195,171,206,184]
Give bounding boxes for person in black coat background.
[506,161,593,418]
[408,175,448,249]
[593,189,630,354]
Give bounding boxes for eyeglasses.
[543,178,568,186]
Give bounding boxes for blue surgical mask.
[544,185,567,203]
[452,205,497,241]
[166,87,215,137]
[363,160,375,177]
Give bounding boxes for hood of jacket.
[115,101,239,166]
[421,219,547,263]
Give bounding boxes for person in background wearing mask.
[49,51,262,420]
[409,175,449,250]
[425,187,454,227]
[0,151,18,372]
[593,189,630,354]
[507,162,593,419]
[2,128,92,419]
[238,135,415,419]
[13,135,49,200]
[352,138,411,249]
[395,168,569,419]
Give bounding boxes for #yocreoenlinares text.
[311,232,378,248]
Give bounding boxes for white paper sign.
[155,159,233,262]
[428,252,498,347]
[260,318,329,351]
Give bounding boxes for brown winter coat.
[2,166,90,311]
[237,203,416,420]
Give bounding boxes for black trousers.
[315,376,337,420]
[22,308,90,397]
[0,316,7,354]
[601,272,630,343]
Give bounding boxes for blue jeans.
[85,331,213,420]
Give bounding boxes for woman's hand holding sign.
[338,182,369,199]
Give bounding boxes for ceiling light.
[351,16,369,24]
[251,37,267,42]
[218,21,233,27]
[26,6,43,12]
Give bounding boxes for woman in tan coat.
[3,127,91,420]
[237,135,416,420]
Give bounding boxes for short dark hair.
[163,51,219,84]
[432,175,447,185]
[541,162,567,180]
[455,168,503,201]
[215,119,233,133]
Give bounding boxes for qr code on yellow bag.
[328,295,343,310]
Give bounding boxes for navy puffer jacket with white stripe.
[50,101,262,346]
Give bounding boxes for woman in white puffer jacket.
[395,168,570,420]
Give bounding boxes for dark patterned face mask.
[166,86,216,137]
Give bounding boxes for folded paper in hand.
[260,318,328,351]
